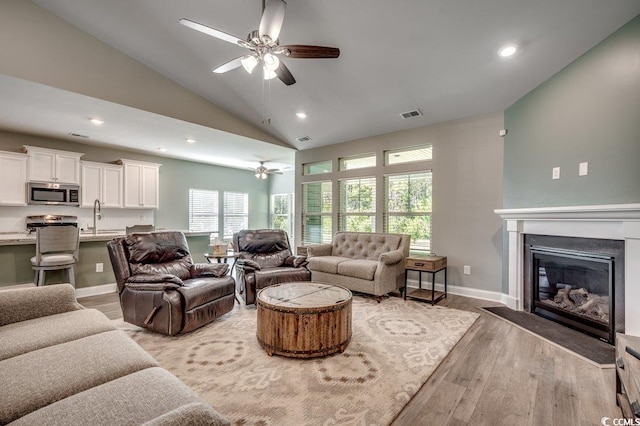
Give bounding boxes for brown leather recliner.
[233,229,310,305]
[107,231,235,335]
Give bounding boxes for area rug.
[481,306,614,367]
[118,296,479,425]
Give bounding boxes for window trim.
[188,188,219,233]
[301,180,333,245]
[338,176,376,232]
[338,153,376,171]
[383,170,432,252]
[223,191,249,240]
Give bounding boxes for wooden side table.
[404,255,447,305]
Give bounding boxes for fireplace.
[496,204,640,337]
[522,233,625,345]
[529,246,615,343]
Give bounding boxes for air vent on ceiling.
[68,133,89,138]
[296,135,312,143]
[399,109,422,119]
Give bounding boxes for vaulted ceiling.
[2,1,639,169]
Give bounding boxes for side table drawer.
[405,256,447,272]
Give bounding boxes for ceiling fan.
[179,0,340,86]
[252,162,282,179]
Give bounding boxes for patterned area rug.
[118,296,479,425]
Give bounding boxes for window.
[385,145,432,165]
[188,189,218,232]
[384,172,432,251]
[301,181,332,244]
[339,177,376,232]
[303,160,332,175]
[339,153,376,171]
[271,193,292,237]
[223,191,248,239]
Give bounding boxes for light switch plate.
[552,167,560,180]
[579,162,588,176]
[463,265,471,275]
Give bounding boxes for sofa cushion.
[235,229,290,254]
[332,233,402,260]
[0,309,116,361]
[254,267,311,289]
[9,367,229,426]
[0,330,158,424]
[337,259,379,281]
[307,256,351,274]
[0,284,81,327]
[142,402,230,426]
[126,232,193,280]
[250,251,290,269]
[130,258,193,281]
[178,277,235,311]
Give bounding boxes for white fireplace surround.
[495,203,640,337]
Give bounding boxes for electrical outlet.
[579,162,588,176]
[463,265,471,275]
[95,263,103,273]
[552,167,560,180]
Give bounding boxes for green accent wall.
[501,14,640,293]
[503,14,640,209]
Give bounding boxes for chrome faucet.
[93,199,102,235]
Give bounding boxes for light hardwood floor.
[79,292,621,426]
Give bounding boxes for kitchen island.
[0,231,213,295]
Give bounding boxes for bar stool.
[30,225,80,288]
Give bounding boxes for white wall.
[296,112,504,294]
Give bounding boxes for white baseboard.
[500,294,518,310]
[406,279,505,304]
[75,283,117,299]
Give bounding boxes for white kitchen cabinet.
[80,161,123,208]
[23,145,83,184]
[0,151,28,206]
[120,159,160,209]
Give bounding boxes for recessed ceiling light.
[186,138,196,144]
[296,112,307,119]
[158,147,167,152]
[498,45,517,57]
[90,118,104,125]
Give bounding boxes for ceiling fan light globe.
[241,55,258,73]
[261,172,267,179]
[263,67,278,80]
[263,53,280,71]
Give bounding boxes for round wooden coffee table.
[256,282,352,358]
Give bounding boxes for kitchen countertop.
[0,230,212,246]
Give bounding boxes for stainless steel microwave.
[27,182,80,206]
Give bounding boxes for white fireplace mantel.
[495,203,640,337]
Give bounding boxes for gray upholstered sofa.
[306,232,411,300]
[0,284,229,426]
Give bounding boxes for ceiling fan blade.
[213,56,246,74]
[275,61,296,86]
[258,0,286,42]
[179,18,244,46]
[281,45,340,59]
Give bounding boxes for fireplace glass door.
[531,247,614,343]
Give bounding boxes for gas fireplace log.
[553,286,575,308]
[569,288,588,305]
